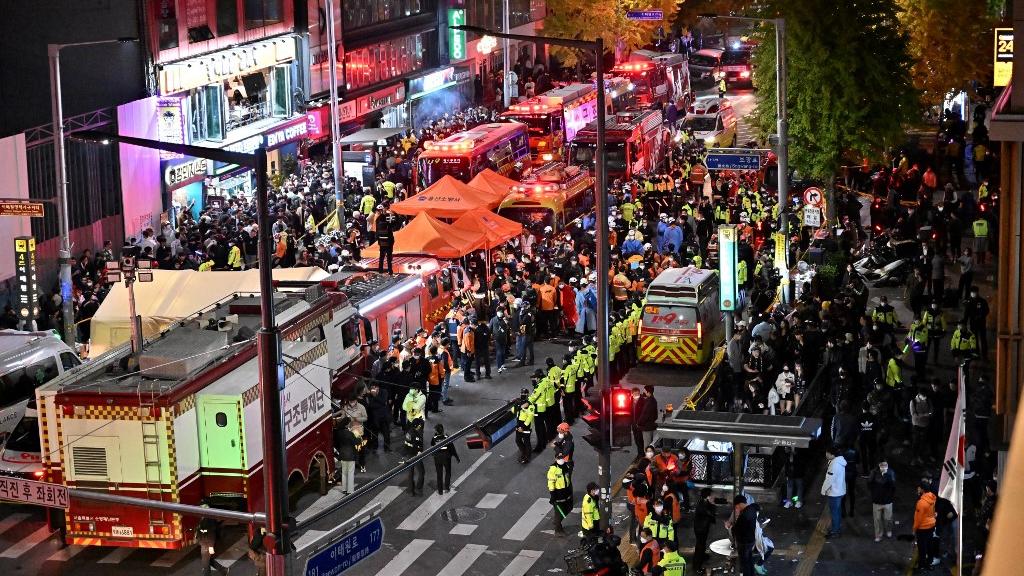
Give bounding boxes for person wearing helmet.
[548,422,574,478]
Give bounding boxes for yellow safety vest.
[516,403,536,427]
[643,513,675,541]
[872,305,896,326]
[581,494,600,530]
[886,358,902,387]
[973,219,988,238]
[227,245,242,269]
[547,465,570,491]
[737,260,748,284]
[950,329,977,352]
[658,551,687,576]
[198,260,214,272]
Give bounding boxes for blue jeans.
[441,373,452,402]
[828,495,843,534]
[516,335,526,361]
[495,342,507,368]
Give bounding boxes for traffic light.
[582,386,633,449]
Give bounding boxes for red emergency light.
[611,387,631,416]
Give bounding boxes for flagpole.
[956,362,966,575]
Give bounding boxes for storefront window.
[189,84,227,142]
[271,65,291,117]
[155,0,179,50]
[245,0,284,28]
[343,0,433,31]
[344,34,426,91]
[217,0,239,35]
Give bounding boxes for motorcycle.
[853,232,913,287]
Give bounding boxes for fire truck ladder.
[141,418,167,524]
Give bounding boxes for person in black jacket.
[404,417,426,496]
[730,496,759,576]
[633,385,659,451]
[431,423,461,495]
[692,487,717,574]
[474,317,492,379]
[376,210,396,274]
[867,459,896,541]
[197,502,228,575]
[333,417,361,494]
[367,384,391,452]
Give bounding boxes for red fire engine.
[569,110,666,182]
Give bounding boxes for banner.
[939,365,967,515]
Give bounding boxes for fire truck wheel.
[287,471,307,508]
[311,455,330,496]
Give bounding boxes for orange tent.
[390,175,500,218]
[362,212,483,259]
[467,169,519,203]
[450,209,524,249]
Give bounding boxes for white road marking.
[475,493,506,509]
[437,543,487,576]
[295,486,347,522]
[0,514,29,536]
[150,547,190,567]
[356,485,404,516]
[97,546,133,564]
[376,539,434,576]
[47,544,85,562]
[448,523,477,536]
[497,549,544,576]
[398,453,491,531]
[216,534,250,567]
[502,498,550,541]
[0,526,52,558]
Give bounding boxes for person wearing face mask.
[553,422,575,477]
[643,497,675,548]
[514,389,536,464]
[659,482,683,549]
[962,285,989,358]
[581,482,602,543]
[867,459,896,542]
[634,527,661,575]
[547,452,573,535]
[921,300,948,363]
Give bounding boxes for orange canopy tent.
[390,175,500,218]
[450,209,524,249]
[362,212,483,259]
[467,169,519,203]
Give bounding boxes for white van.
[0,331,80,445]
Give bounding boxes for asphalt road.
[0,340,704,576]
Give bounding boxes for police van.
[638,267,724,365]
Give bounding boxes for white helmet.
[340,249,351,257]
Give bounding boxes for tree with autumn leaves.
[543,0,680,67]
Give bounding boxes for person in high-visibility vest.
[547,452,573,535]
[529,374,550,452]
[198,258,214,272]
[885,356,903,388]
[921,302,947,363]
[657,541,687,576]
[635,528,662,575]
[904,317,930,380]
[561,354,579,423]
[972,216,989,265]
[581,482,602,541]
[718,77,727,97]
[950,322,978,359]
[737,259,749,288]
[871,295,897,331]
[227,241,243,270]
[644,498,676,547]
[514,389,535,464]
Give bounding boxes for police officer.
[431,423,461,495]
[404,417,426,495]
[656,541,687,576]
[582,481,602,543]
[963,286,990,358]
[529,373,550,452]
[515,389,536,464]
[871,295,898,333]
[950,321,978,360]
[904,316,930,380]
[921,301,947,363]
[376,209,397,274]
[547,452,573,535]
[562,353,579,423]
[545,357,563,429]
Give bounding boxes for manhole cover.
[441,507,487,523]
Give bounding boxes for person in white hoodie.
[821,445,847,538]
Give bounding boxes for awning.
[362,212,483,259]
[337,127,407,145]
[390,175,501,218]
[450,209,523,250]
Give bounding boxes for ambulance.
[499,83,608,163]
[638,267,724,365]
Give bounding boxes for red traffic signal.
[612,387,631,416]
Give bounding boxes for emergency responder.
[921,301,947,363]
[554,422,575,476]
[226,240,243,270]
[545,357,563,430]
[431,423,461,495]
[718,77,727,97]
[644,498,676,547]
[904,316,930,380]
[656,541,688,576]
[197,503,228,575]
[972,214,989,266]
[963,286,990,358]
[635,528,662,575]
[871,295,898,333]
[515,389,536,464]
[404,417,426,495]
[950,321,978,360]
[582,482,602,543]
[402,386,426,428]
[547,452,573,535]
[562,353,580,423]
[529,374,550,452]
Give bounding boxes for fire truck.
[499,162,595,232]
[34,272,430,549]
[611,50,692,110]
[499,83,607,164]
[569,110,666,182]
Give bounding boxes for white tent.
[88,267,328,357]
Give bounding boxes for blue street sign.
[303,517,385,576]
[626,10,664,21]
[705,152,762,171]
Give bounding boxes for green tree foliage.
[750,0,918,186]
[896,0,995,107]
[544,0,680,67]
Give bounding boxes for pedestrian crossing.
[378,539,546,576]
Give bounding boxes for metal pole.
[325,0,345,228]
[593,37,612,529]
[502,0,511,108]
[48,45,76,349]
[724,313,734,344]
[732,441,745,499]
[126,277,141,365]
[69,488,268,525]
[774,19,790,303]
[255,147,289,576]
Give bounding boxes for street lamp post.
[48,38,136,349]
[324,0,346,228]
[454,24,612,527]
[701,14,789,300]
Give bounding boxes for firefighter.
[581,482,602,543]
[515,389,536,464]
[197,502,228,575]
[635,528,662,576]
[547,452,573,535]
[553,422,575,478]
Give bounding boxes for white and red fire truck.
[35,271,432,549]
[499,83,608,164]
